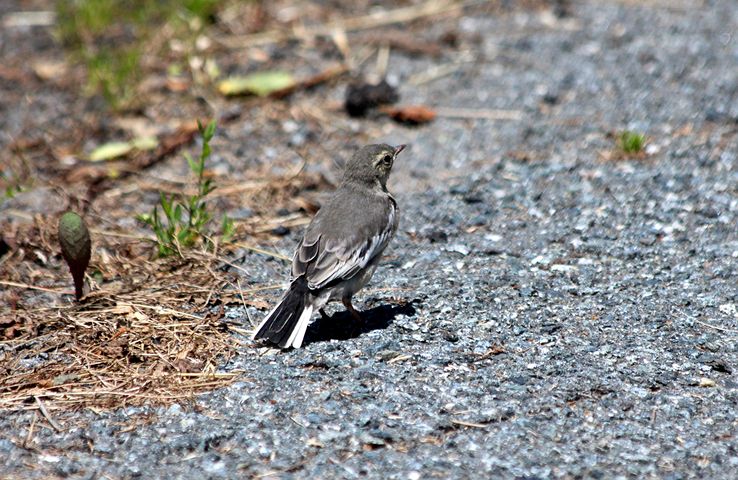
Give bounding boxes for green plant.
[85,46,142,108]
[221,213,235,243]
[138,120,232,257]
[4,185,22,199]
[55,0,222,109]
[1,169,25,200]
[619,130,646,154]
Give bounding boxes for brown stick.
[34,396,63,432]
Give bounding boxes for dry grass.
[0,225,246,412]
[0,169,330,414]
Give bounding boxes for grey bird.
[252,143,405,349]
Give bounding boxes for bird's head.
[342,143,406,190]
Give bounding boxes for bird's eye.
[382,154,392,164]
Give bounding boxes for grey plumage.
[253,143,405,349]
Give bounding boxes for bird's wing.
[292,200,396,290]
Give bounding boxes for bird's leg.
[319,308,330,321]
[341,298,364,325]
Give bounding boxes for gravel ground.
[3,0,738,478]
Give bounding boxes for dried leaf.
[89,142,133,162]
[88,137,158,162]
[165,77,190,92]
[698,378,716,388]
[218,71,295,97]
[131,136,158,151]
[381,105,436,124]
[32,60,67,81]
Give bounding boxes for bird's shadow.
[303,301,417,346]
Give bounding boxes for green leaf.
[193,209,210,229]
[221,214,234,242]
[151,205,161,228]
[204,120,216,140]
[89,141,133,162]
[177,229,190,243]
[185,153,199,175]
[217,71,295,97]
[188,195,198,213]
[155,227,169,244]
[160,193,173,220]
[202,179,214,196]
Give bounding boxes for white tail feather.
[291,305,313,348]
[285,305,313,349]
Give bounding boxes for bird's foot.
[342,298,364,335]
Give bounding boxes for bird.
[252,143,405,349]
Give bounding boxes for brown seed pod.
[58,212,91,300]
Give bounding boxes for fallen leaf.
[88,137,158,162]
[131,136,158,151]
[380,105,436,124]
[89,142,133,162]
[699,377,716,388]
[218,71,295,97]
[32,60,67,81]
[165,77,190,92]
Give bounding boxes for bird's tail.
[252,277,313,349]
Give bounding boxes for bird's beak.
[393,144,407,156]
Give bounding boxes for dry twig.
[216,0,480,48]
